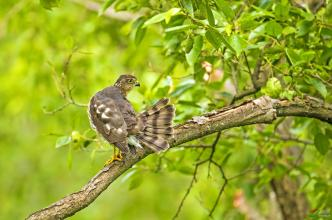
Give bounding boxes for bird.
[88,74,175,162]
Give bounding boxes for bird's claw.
[104,152,123,166]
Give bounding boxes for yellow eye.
[128,79,134,83]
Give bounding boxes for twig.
[209,160,228,217]
[208,132,221,177]
[172,159,207,220]
[230,53,264,104]
[44,48,88,115]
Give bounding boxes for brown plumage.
[88,74,174,155]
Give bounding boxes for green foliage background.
[0,0,331,219]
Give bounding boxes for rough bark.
[27,96,332,220]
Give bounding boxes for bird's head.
[114,74,140,96]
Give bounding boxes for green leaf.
[165,24,193,33]
[227,35,247,56]
[55,136,72,148]
[40,0,60,10]
[282,26,296,36]
[305,77,327,99]
[99,0,117,15]
[239,17,259,31]
[205,1,215,26]
[129,176,143,190]
[132,17,147,45]
[261,77,282,98]
[324,1,332,22]
[248,23,266,40]
[143,8,181,27]
[265,21,282,37]
[170,79,195,97]
[301,51,315,63]
[214,0,235,21]
[314,133,330,155]
[297,20,314,36]
[181,0,194,15]
[280,90,295,100]
[185,35,203,66]
[285,48,302,66]
[177,165,194,175]
[205,29,234,52]
[274,3,289,21]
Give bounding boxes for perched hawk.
[88,74,175,158]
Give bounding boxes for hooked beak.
[135,82,140,87]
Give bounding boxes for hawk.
[88,74,175,160]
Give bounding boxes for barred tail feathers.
[137,98,175,152]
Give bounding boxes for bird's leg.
[104,147,123,166]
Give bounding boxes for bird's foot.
[104,152,123,166]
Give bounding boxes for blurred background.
[1,0,331,219]
[0,1,217,219]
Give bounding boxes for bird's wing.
[89,97,128,143]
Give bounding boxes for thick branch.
[27,96,332,220]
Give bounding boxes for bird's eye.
[128,79,134,83]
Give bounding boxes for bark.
[27,96,332,220]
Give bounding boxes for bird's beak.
[135,82,140,87]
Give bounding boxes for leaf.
[205,29,221,49]
[99,0,117,15]
[324,1,332,22]
[205,29,234,52]
[248,23,266,40]
[274,3,289,21]
[282,26,296,36]
[170,81,195,97]
[129,176,143,190]
[121,169,137,183]
[132,17,147,45]
[297,20,314,36]
[314,133,330,155]
[185,35,203,66]
[177,165,194,175]
[205,1,215,26]
[261,77,282,98]
[143,8,181,27]
[55,136,72,148]
[214,0,235,21]
[305,77,327,99]
[265,21,282,37]
[40,0,61,10]
[301,51,315,63]
[239,17,259,31]
[181,0,194,15]
[165,24,193,33]
[280,90,295,100]
[227,35,247,56]
[285,48,302,66]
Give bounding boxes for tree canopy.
[0,0,331,219]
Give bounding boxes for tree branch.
[27,96,332,219]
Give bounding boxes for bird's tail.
[136,98,175,152]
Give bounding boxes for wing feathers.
[136,97,175,152]
[137,134,169,152]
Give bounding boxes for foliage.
[0,0,332,219]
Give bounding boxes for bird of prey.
[88,74,175,161]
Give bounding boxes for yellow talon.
[104,148,123,166]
